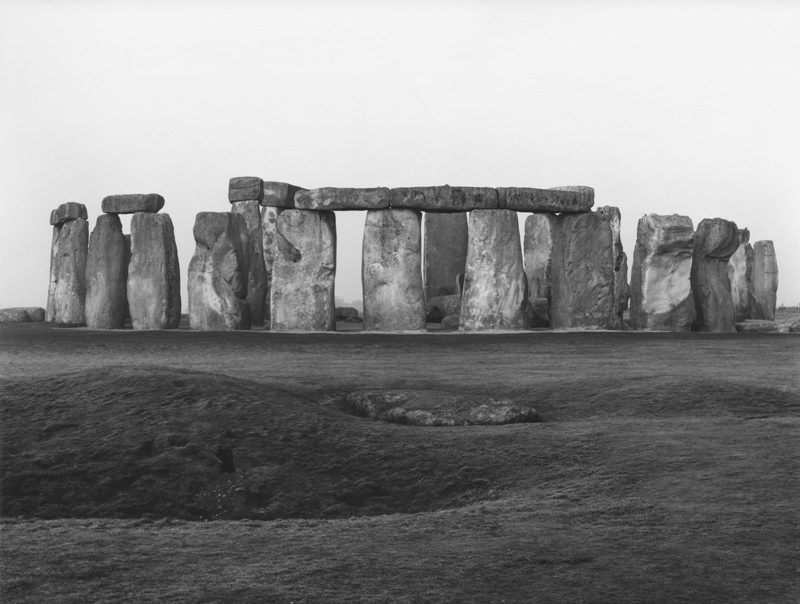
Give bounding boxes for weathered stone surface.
[391,186,497,212]
[549,212,617,330]
[231,200,268,327]
[425,295,462,324]
[262,182,304,208]
[85,214,128,329]
[362,209,426,331]
[339,390,540,426]
[752,240,778,321]
[123,234,131,320]
[295,187,390,211]
[596,206,630,328]
[691,218,739,332]
[423,212,468,299]
[271,210,336,331]
[335,307,360,321]
[260,206,283,327]
[101,194,164,214]
[523,213,557,327]
[497,186,594,213]
[460,210,529,331]
[229,176,264,202]
[630,214,696,331]
[0,307,45,322]
[188,212,251,331]
[529,298,550,328]
[46,217,88,325]
[440,314,460,329]
[127,213,181,330]
[49,202,88,226]
[727,229,755,322]
[735,319,790,333]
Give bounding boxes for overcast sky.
[1,0,798,310]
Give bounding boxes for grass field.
[1,322,798,603]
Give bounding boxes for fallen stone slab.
[691,218,739,332]
[262,181,304,209]
[728,229,755,322]
[424,212,468,299]
[338,390,541,426]
[362,209,426,331]
[630,214,696,331]
[425,294,462,324]
[46,215,88,325]
[0,307,45,322]
[497,186,594,213]
[752,240,778,321]
[49,202,88,226]
[295,187,391,211]
[231,200,268,327]
[391,185,497,212]
[228,176,263,203]
[460,209,529,331]
[735,320,791,333]
[85,214,128,329]
[101,194,165,214]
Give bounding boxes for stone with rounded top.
[295,187,390,211]
[85,214,128,329]
[752,240,778,321]
[691,217,739,332]
[50,202,87,226]
[229,177,263,202]
[0,307,45,322]
[596,206,629,329]
[46,217,88,325]
[497,186,593,213]
[101,194,164,214]
[391,185,497,212]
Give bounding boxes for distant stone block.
[101,194,165,214]
[497,186,594,213]
[391,186,497,212]
[228,177,264,203]
[262,182,304,208]
[294,187,391,211]
[49,202,87,226]
[752,240,778,321]
[0,307,45,323]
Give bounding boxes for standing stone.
[127,213,181,330]
[231,200,268,327]
[691,218,739,332]
[271,210,336,332]
[596,206,630,329]
[362,209,426,331]
[752,241,778,321]
[123,234,132,321]
[188,212,251,330]
[727,229,755,322]
[260,206,283,327]
[423,212,468,299]
[85,214,128,329]
[630,214,696,331]
[46,206,89,325]
[523,213,557,327]
[460,210,529,331]
[549,212,617,330]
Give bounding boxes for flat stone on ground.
[295,187,390,211]
[0,307,45,322]
[391,186,497,212]
[101,194,165,214]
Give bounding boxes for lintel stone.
[391,185,497,212]
[294,187,391,211]
[229,177,264,203]
[102,194,165,214]
[497,186,594,213]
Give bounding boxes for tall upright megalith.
[271,210,336,332]
[188,212,251,330]
[727,229,755,322]
[752,241,778,321]
[423,213,468,299]
[362,209,426,331]
[691,218,739,332]
[85,214,128,329]
[46,203,89,325]
[523,213,557,327]
[127,213,181,330]
[231,200,267,327]
[630,214,696,331]
[596,206,630,328]
[460,209,529,331]
[549,212,617,330]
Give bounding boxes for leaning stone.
[691,218,739,332]
[271,210,336,331]
[0,308,44,322]
[228,176,263,202]
[85,214,128,329]
[49,202,87,226]
[295,187,390,211]
[752,241,778,321]
[391,185,497,212]
[549,212,617,330]
[727,229,755,322]
[101,194,165,214]
[596,206,630,328]
[188,212,251,330]
[127,213,181,330]
[262,182,304,208]
[46,216,88,325]
[460,210,529,331]
[362,209,426,331]
[425,295,462,324]
[423,213,468,299]
[231,200,268,327]
[630,214,696,331]
[497,186,593,213]
[260,206,283,327]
